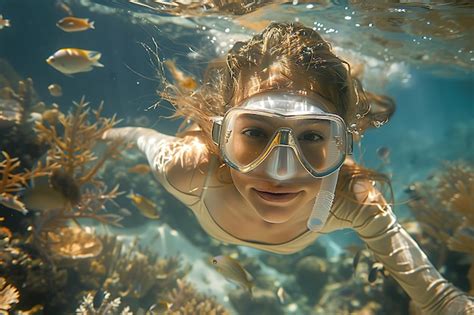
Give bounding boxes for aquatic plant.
[0,277,19,313]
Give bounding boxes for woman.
[104,23,473,314]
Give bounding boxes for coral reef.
[295,256,329,303]
[407,161,474,295]
[28,97,125,260]
[0,76,48,169]
[164,278,229,315]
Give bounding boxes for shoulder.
[164,133,213,197]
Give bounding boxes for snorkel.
[212,92,352,232]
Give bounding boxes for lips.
[253,188,300,203]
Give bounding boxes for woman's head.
[162,22,394,224]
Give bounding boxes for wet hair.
[160,22,395,205]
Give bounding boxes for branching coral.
[164,278,230,315]
[0,151,53,214]
[75,291,131,315]
[407,161,474,294]
[29,97,125,260]
[0,277,19,312]
[407,161,473,247]
[75,235,189,300]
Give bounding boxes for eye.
[299,132,324,142]
[241,128,267,139]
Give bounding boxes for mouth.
[253,188,301,203]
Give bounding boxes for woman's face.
[230,162,322,224]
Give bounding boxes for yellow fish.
[146,300,173,314]
[57,17,95,32]
[127,192,160,219]
[46,48,104,75]
[211,255,254,295]
[164,59,198,91]
[128,163,151,174]
[48,83,63,97]
[0,15,10,30]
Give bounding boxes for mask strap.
[307,169,340,231]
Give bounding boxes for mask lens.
[221,111,273,168]
[295,118,346,175]
[220,110,347,177]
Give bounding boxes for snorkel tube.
[306,169,339,231]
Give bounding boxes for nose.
[264,146,298,181]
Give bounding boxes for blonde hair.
[160,22,395,204]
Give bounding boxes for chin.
[252,203,298,224]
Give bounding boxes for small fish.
[46,48,104,75]
[376,146,390,161]
[368,262,384,283]
[0,193,27,214]
[57,17,95,32]
[22,184,70,211]
[56,0,74,16]
[164,59,198,91]
[42,107,63,125]
[0,15,10,29]
[128,164,151,174]
[127,191,160,219]
[147,301,173,314]
[118,207,132,216]
[211,255,254,295]
[276,286,287,304]
[48,84,63,97]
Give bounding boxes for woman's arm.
[103,127,209,199]
[351,182,474,314]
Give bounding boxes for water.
[0,1,473,314]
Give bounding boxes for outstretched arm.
[102,127,210,201]
[351,183,474,314]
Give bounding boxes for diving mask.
[211,92,353,232]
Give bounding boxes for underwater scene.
[0,0,473,314]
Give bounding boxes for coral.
[0,77,40,124]
[0,277,19,312]
[228,288,283,315]
[295,256,329,303]
[29,97,125,259]
[75,291,131,315]
[0,151,52,214]
[407,161,474,294]
[164,278,229,315]
[74,235,188,300]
